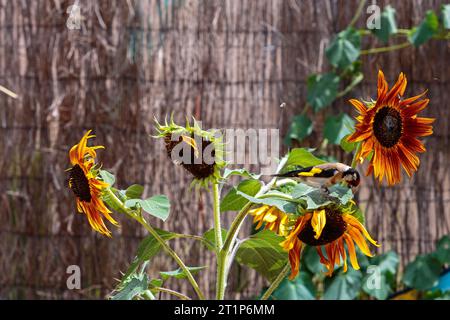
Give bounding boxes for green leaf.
[291,183,316,199]
[220,179,262,212]
[122,228,177,282]
[235,191,298,214]
[307,73,340,112]
[324,113,355,145]
[442,5,450,29]
[125,195,170,221]
[235,230,288,282]
[283,148,326,169]
[222,168,261,180]
[408,10,439,46]
[111,273,148,300]
[284,115,313,145]
[99,169,116,186]
[292,184,353,210]
[323,268,363,300]
[159,266,206,281]
[372,5,398,43]
[303,246,326,274]
[326,28,361,69]
[102,188,128,214]
[403,254,442,290]
[269,272,316,300]
[202,228,228,251]
[340,133,357,152]
[125,184,144,199]
[433,235,450,264]
[362,251,399,300]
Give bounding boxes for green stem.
[212,182,226,299]
[104,188,205,300]
[260,263,290,300]
[153,287,191,300]
[361,42,411,55]
[348,0,367,28]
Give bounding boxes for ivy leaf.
[403,254,442,290]
[159,266,206,281]
[326,28,361,69]
[220,179,262,212]
[324,113,355,145]
[283,148,326,169]
[323,268,363,300]
[284,115,313,145]
[110,273,148,300]
[409,10,439,47]
[307,73,340,112]
[268,272,316,300]
[125,184,144,199]
[372,5,398,43]
[125,195,170,221]
[235,230,288,282]
[99,169,116,186]
[433,235,450,264]
[442,5,450,29]
[362,251,399,300]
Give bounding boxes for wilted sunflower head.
[279,203,379,279]
[347,70,434,185]
[67,130,118,237]
[154,116,226,187]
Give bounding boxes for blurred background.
[0,0,448,299]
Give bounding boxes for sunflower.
[154,116,226,187]
[347,70,434,185]
[279,205,379,279]
[248,205,290,236]
[68,130,118,237]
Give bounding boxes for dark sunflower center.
[68,164,92,202]
[298,209,347,246]
[164,134,216,179]
[373,106,403,148]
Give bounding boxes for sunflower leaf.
[235,230,288,282]
[235,191,298,214]
[99,169,116,186]
[202,228,228,251]
[125,184,144,199]
[432,235,450,264]
[362,251,399,300]
[220,179,261,212]
[159,266,206,281]
[222,168,261,180]
[408,10,439,47]
[283,148,326,170]
[340,133,357,152]
[307,73,340,112]
[110,273,149,300]
[125,195,170,221]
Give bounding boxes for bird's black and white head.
[343,168,360,193]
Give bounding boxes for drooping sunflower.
[347,70,434,185]
[277,205,379,279]
[154,116,226,187]
[67,130,118,237]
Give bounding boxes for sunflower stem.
[260,263,290,300]
[212,182,226,299]
[351,142,362,169]
[103,188,205,300]
[152,287,192,300]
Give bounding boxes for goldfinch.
[273,162,360,193]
